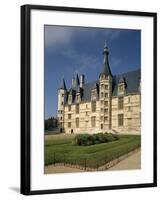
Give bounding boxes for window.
[76,104,79,114]
[91,116,96,127]
[86,112,88,116]
[100,116,103,121]
[118,84,124,94]
[68,95,72,103]
[76,118,79,128]
[105,85,108,90]
[101,101,104,106]
[104,109,108,114]
[118,114,124,126]
[101,108,104,113]
[105,93,108,98]
[128,97,130,103]
[68,122,71,128]
[118,97,124,109]
[101,84,104,90]
[68,105,71,111]
[62,94,64,98]
[76,95,80,103]
[101,124,103,129]
[104,117,108,122]
[61,102,64,106]
[91,101,96,112]
[86,104,88,109]
[68,114,71,119]
[104,101,108,106]
[101,92,104,98]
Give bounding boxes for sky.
[44,25,141,119]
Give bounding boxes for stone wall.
[111,94,141,134]
[63,93,141,134]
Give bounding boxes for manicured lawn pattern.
[45,134,141,168]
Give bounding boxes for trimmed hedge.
[74,132,119,146]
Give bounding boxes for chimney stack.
[80,74,85,88]
[72,77,75,87]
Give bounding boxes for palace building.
[57,43,141,134]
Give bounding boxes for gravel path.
[109,150,141,170]
[45,165,84,174]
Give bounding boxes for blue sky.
[44,25,141,119]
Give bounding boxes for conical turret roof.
[100,42,112,76]
[59,78,67,90]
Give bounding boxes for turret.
[99,42,113,130]
[57,78,67,132]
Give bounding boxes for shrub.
[74,133,119,146]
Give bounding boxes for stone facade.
[57,44,141,134]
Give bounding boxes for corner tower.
[57,78,67,132]
[99,42,113,131]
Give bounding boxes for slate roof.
[59,78,67,90]
[112,69,140,96]
[100,45,112,76]
[65,69,140,104]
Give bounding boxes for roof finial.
[104,40,107,48]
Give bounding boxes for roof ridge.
[113,68,140,77]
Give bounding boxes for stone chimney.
[72,77,75,87]
[80,74,85,88]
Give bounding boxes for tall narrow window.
[68,95,72,104]
[118,97,124,109]
[118,114,124,126]
[101,84,104,90]
[128,97,130,103]
[118,85,124,93]
[91,116,96,127]
[91,101,96,112]
[68,105,71,111]
[104,108,108,114]
[68,122,71,128]
[104,101,108,106]
[76,104,79,114]
[76,118,79,128]
[68,114,71,119]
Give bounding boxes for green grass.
[45,134,141,168]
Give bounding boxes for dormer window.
[118,77,126,95]
[118,84,124,94]
[76,94,80,103]
[68,95,72,104]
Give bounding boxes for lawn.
[45,134,141,169]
